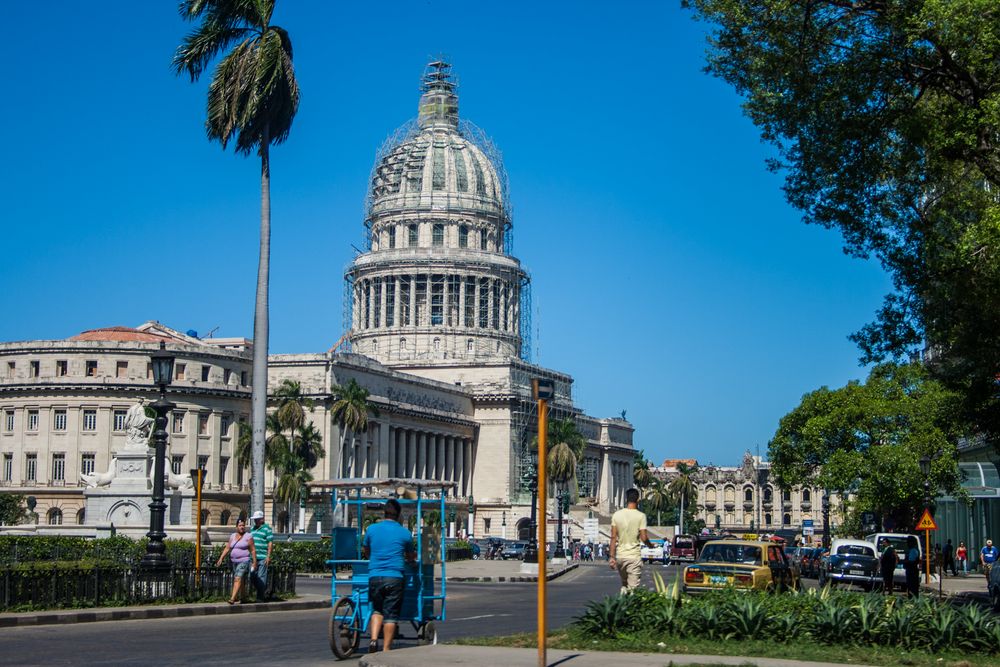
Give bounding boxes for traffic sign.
[915,508,937,531]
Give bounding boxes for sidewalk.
[319,559,580,583]
[919,570,990,603]
[0,593,330,629]
[359,645,877,667]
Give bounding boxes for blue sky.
[0,2,890,466]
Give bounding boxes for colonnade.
[339,422,474,498]
[353,273,520,335]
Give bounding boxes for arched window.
[47,508,63,525]
[783,513,791,526]
[200,509,210,525]
[764,513,772,526]
[802,488,811,502]
[724,485,735,503]
[782,489,791,502]
[408,224,418,246]
[763,487,773,502]
[744,487,753,502]
[459,225,469,248]
[76,508,86,525]
[706,486,717,503]
[221,509,232,526]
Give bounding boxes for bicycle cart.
[311,477,455,659]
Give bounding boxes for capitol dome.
[366,62,510,229]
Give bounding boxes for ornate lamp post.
[554,488,567,559]
[523,455,539,564]
[821,491,831,550]
[501,510,507,540]
[467,495,475,539]
[141,342,175,571]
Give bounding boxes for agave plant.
[955,603,997,652]
[725,596,769,640]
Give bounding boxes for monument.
[82,399,194,536]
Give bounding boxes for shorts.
[369,576,404,623]
[232,560,251,578]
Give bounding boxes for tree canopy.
[769,362,966,530]
[684,0,1000,435]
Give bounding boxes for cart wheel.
[329,597,360,659]
[418,621,437,646]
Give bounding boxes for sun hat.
[251,510,265,521]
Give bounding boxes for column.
[385,426,395,477]
[427,433,437,480]
[379,277,388,329]
[416,432,426,479]
[455,437,465,497]
[396,430,406,477]
[459,276,467,329]
[465,439,474,496]
[443,274,451,327]
[487,278,495,329]
[408,430,418,477]
[444,436,454,493]
[394,275,402,329]
[410,273,417,326]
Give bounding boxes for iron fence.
[0,565,296,611]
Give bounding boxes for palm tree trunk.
[250,126,271,517]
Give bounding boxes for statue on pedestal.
[124,398,155,450]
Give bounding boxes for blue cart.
[311,478,454,659]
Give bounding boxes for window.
[764,487,773,502]
[472,156,486,196]
[432,147,445,190]
[783,513,791,526]
[172,413,184,434]
[116,361,128,378]
[480,230,488,251]
[47,508,63,525]
[240,371,248,386]
[82,410,97,432]
[25,453,37,482]
[198,413,210,436]
[765,513,772,526]
[459,225,469,248]
[27,410,38,432]
[198,454,209,472]
[85,360,97,377]
[399,338,407,352]
[201,365,210,382]
[171,455,184,475]
[432,223,444,246]
[53,410,67,432]
[221,509,232,526]
[454,152,468,192]
[4,411,12,433]
[52,453,65,482]
[224,369,232,384]
[744,487,753,502]
[76,508,86,525]
[782,489,791,502]
[408,224,418,246]
[113,409,127,432]
[6,361,15,378]
[219,456,229,485]
[467,339,474,353]
[81,453,95,476]
[433,338,441,351]
[56,360,67,376]
[221,415,232,438]
[175,364,186,381]
[483,517,491,533]
[802,488,811,502]
[2,453,12,482]
[29,361,39,378]
[388,226,396,248]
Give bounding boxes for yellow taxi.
[682,539,799,594]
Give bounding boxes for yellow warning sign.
[915,508,937,531]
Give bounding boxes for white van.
[865,532,929,585]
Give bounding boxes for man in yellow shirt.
[609,488,654,593]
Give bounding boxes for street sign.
[916,508,938,531]
[533,378,555,401]
[802,519,814,536]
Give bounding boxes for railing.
[0,565,296,611]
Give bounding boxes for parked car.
[500,540,528,560]
[784,546,804,571]
[641,539,667,564]
[682,540,798,594]
[988,559,1000,611]
[865,532,925,586]
[818,539,880,590]
[802,547,827,578]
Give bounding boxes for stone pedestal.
[84,448,194,530]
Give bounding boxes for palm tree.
[293,421,325,469]
[633,450,655,491]
[274,379,312,445]
[544,418,586,502]
[273,449,313,509]
[643,478,671,527]
[330,379,379,478]
[235,413,287,472]
[173,0,300,516]
[668,462,698,534]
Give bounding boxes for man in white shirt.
[609,488,654,593]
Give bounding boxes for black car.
[988,562,1000,611]
[818,539,880,590]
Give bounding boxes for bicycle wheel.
[418,621,437,646]
[329,596,361,659]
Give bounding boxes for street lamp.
[467,495,475,539]
[523,454,539,564]
[501,510,507,540]
[821,491,831,550]
[919,454,933,584]
[554,488,567,559]
[141,342,176,571]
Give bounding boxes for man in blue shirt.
[981,539,998,576]
[362,498,415,652]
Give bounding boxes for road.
[0,562,657,667]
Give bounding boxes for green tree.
[668,462,698,534]
[173,0,301,515]
[274,379,313,445]
[235,413,287,471]
[684,0,1000,437]
[0,494,28,525]
[769,362,965,530]
[543,418,586,502]
[330,379,379,477]
[633,450,655,491]
[643,478,671,526]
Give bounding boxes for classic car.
[641,539,667,564]
[682,540,799,594]
[989,559,1000,611]
[818,538,880,590]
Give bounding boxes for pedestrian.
[878,539,898,594]
[250,510,273,602]
[956,541,968,574]
[362,499,416,653]
[608,488,654,594]
[216,517,257,605]
[903,535,920,598]
[943,538,955,576]
[981,539,998,576]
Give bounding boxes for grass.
[454,629,996,667]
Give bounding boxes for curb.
[446,563,579,583]
[0,596,331,628]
